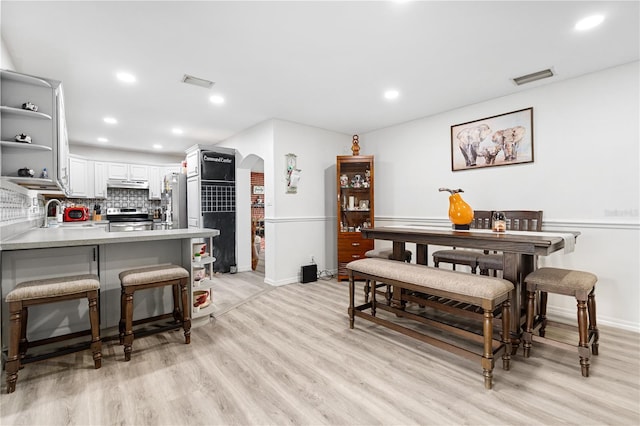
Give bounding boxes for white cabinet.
[187,176,200,228]
[129,164,149,181]
[68,155,91,197]
[0,70,67,193]
[186,150,199,177]
[148,166,161,200]
[190,237,215,319]
[94,161,107,198]
[107,162,148,181]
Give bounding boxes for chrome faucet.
[43,199,62,228]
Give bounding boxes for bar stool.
[523,267,599,377]
[363,248,412,304]
[4,274,102,393]
[119,264,190,361]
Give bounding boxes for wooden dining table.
[360,225,579,344]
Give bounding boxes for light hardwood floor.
[2,272,639,425]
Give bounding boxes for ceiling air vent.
[512,68,554,86]
[181,74,214,89]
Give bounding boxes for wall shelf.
[0,140,53,151]
[0,105,52,120]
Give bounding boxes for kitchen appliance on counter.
[162,172,187,229]
[106,207,152,232]
[63,206,90,222]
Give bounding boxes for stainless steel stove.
[106,207,153,232]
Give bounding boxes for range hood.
[107,179,149,189]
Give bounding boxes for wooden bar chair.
[523,267,599,377]
[5,274,102,393]
[432,210,493,273]
[478,210,543,276]
[119,264,190,361]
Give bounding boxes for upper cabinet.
[107,162,148,181]
[68,155,90,198]
[148,166,161,200]
[0,70,69,194]
[186,150,199,177]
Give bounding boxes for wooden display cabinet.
[336,155,374,281]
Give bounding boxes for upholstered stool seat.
[363,248,413,304]
[5,274,101,393]
[119,264,190,361]
[523,267,599,377]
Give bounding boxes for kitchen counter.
[0,227,219,250]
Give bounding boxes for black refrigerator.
[200,149,236,273]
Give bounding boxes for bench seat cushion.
[6,274,100,302]
[347,258,513,300]
[119,265,189,287]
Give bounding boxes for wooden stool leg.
[348,276,355,329]
[502,299,511,371]
[19,307,29,361]
[180,278,191,344]
[577,298,590,377]
[172,283,181,323]
[6,301,23,394]
[87,290,102,369]
[588,289,599,356]
[538,291,548,337]
[523,289,536,358]
[123,290,134,361]
[364,280,371,304]
[482,309,495,390]
[385,285,392,306]
[119,287,126,345]
[370,278,377,317]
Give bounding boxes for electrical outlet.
[311,255,316,264]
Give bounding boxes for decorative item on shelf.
[21,101,38,112]
[439,187,474,230]
[17,167,35,178]
[40,168,48,179]
[15,133,32,144]
[340,174,349,188]
[193,290,210,308]
[351,134,360,156]
[492,211,506,232]
[193,252,201,262]
[363,169,371,188]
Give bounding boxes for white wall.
[1,36,16,71]
[223,119,348,285]
[70,145,183,165]
[362,62,639,331]
[270,120,348,284]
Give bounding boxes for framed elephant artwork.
[450,107,534,171]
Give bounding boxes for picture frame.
[451,107,533,171]
[253,185,264,195]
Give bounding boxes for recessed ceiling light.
[97,137,108,143]
[116,71,136,83]
[575,14,604,31]
[103,117,117,124]
[209,94,225,105]
[384,90,399,100]
[182,74,214,89]
[152,144,162,150]
[172,128,183,135]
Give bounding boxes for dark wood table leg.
[502,252,522,352]
[416,244,428,266]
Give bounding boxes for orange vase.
[448,193,474,226]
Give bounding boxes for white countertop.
[0,227,220,251]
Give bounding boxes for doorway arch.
[237,154,265,277]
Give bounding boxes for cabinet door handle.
[352,254,361,259]
[352,242,360,246]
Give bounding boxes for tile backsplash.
[67,188,161,211]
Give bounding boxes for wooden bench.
[347,258,514,389]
